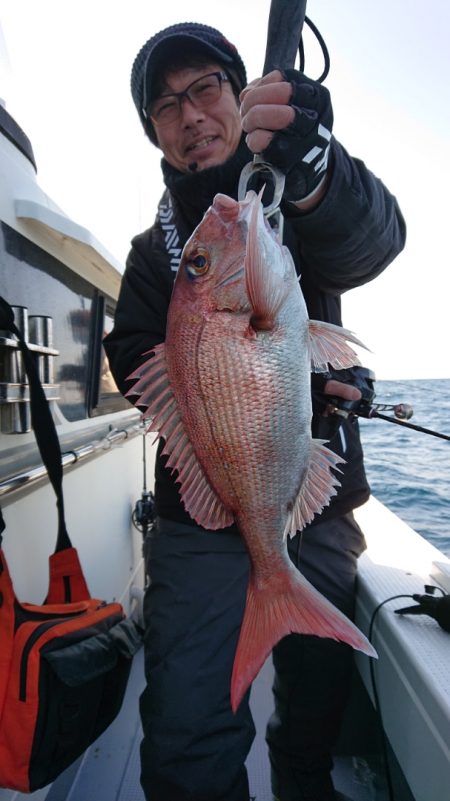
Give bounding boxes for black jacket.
[104,136,406,527]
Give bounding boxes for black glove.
[396,594,450,633]
[262,69,334,202]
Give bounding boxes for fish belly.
[167,311,310,523]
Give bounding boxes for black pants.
[140,514,365,801]
[267,514,366,801]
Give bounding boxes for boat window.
[0,222,129,425]
[1,221,93,424]
[88,293,129,416]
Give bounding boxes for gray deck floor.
[37,646,391,801]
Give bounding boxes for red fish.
[128,191,377,712]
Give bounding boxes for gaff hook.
[237,155,286,216]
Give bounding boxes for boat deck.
[3,647,388,801]
[4,495,450,801]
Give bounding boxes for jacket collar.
[161,135,252,229]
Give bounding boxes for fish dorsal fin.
[283,440,344,539]
[244,194,290,330]
[127,344,234,530]
[308,320,368,371]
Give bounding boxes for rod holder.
[0,304,59,434]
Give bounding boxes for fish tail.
[230,567,377,713]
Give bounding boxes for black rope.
[299,16,331,83]
[298,32,305,73]
[0,295,72,553]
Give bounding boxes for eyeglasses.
[145,71,230,127]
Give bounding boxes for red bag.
[0,538,140,792]
[0,297,142,792]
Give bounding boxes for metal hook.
[238,155,286,216]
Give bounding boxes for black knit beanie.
[130,22,247,146]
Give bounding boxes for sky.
[1,0,449,380]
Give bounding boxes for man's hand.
[240,69,333,206]
[311,374,362,424]
[323,380,361,404]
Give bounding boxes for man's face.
[153,63,242,173]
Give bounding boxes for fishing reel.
[311,366,417,440]
[313,366,377,418]
[312,367,450,442]
[311,366,377,439]
[132,490,155,536]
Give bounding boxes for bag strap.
[0,295,71,552]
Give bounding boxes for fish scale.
[198,322,302,519]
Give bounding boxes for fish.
[127,190,377,713]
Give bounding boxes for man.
[104,21,406,801]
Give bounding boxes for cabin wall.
[0,104,154,801]
[1,437,152,610]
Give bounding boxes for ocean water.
[358,378,450,557]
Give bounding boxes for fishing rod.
[362,407,450,442]
[264,0,330,80]
[315,366,450,442]
[263,0,308,75]
[132,431,155,537]
[239,0,307,218]
[238,0,330,222]
[246,6,449,443]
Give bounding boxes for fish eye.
[186,248,210,276]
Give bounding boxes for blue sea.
[359,378,450,557]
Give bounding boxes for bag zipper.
[18,605,111,701]
[19,616,83,701]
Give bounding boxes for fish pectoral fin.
[283,440,345,538]
[244,192,290,331]
[126,343,234,531]
[308,320,369,371]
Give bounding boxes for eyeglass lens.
[149,72,226,125]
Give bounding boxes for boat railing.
[0,415,143,498]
